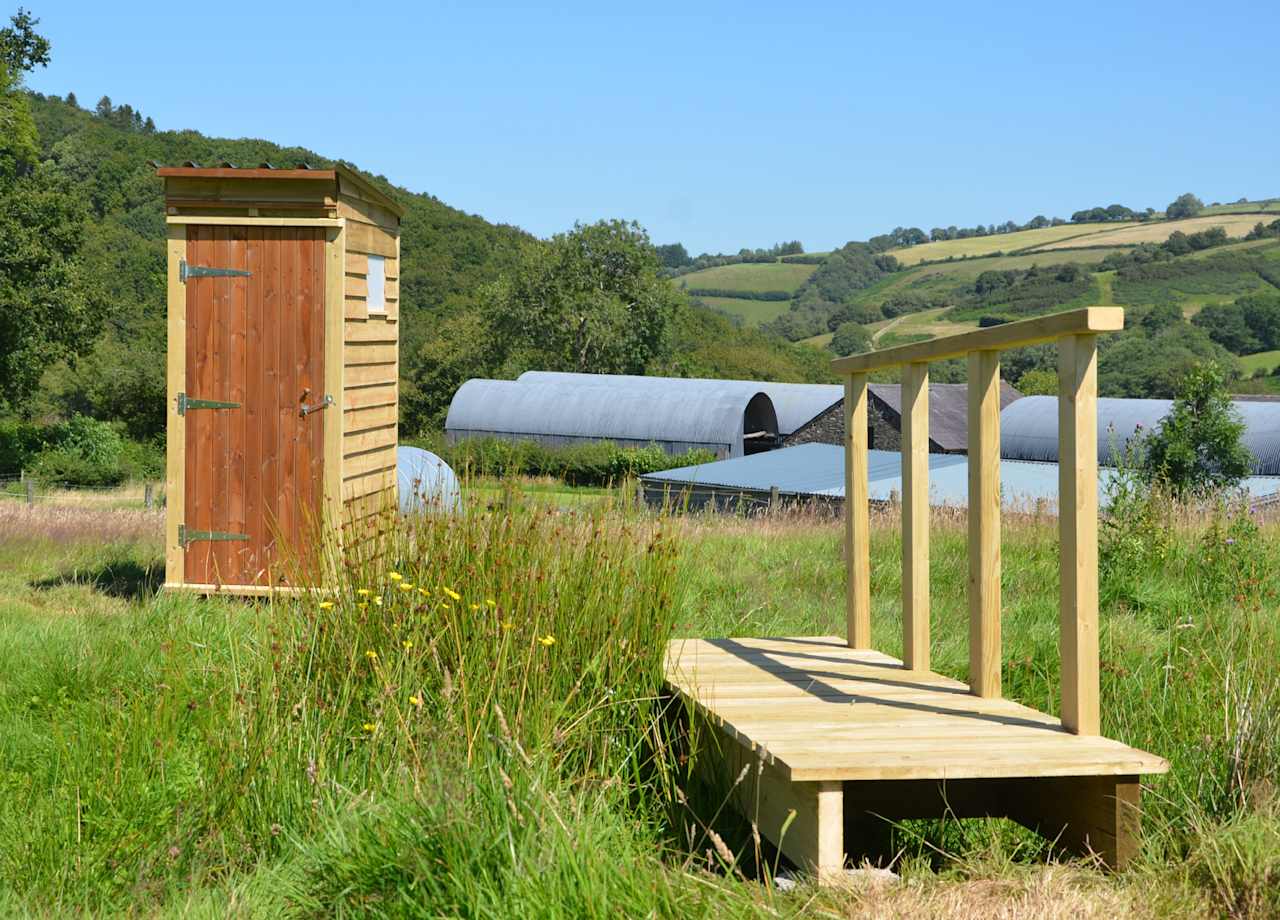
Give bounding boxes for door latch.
[300,394,334,417]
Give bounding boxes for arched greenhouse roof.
[1000,396,1280,474]
[515,371,842,436]
[445,379,779,458]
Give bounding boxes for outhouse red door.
[181,226,327,586]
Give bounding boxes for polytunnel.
[445,378,779,458]
[515,371,843,436]
[1000,396,1280,475]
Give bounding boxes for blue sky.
[23,1,1280,253]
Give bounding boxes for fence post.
[144,482,154,509]
[1059,333,1100,735]
[26,478,35,506]
[770,485,780,513]
[967,350,1002,698]
[901,361,930,672]
[844,373,871,648]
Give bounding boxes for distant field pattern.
[888,223,1131,266]
[675,261,816,294]
[1039,214,1266,250]
[695,295,793,327]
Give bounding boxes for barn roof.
[152,161,404,216]
[515,371,842,436]
[869,382,1022,452]
[1001,396,1280,475]
[640,443,1280,508]
[445,378,778,457]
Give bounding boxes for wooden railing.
[831,307,1124,736]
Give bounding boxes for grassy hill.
[671,260,818,327]
[888,214,1270,266]
[888,223,1128,265]
[1039,214,1266,251]
[20,92,836,436]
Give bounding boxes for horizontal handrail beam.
[831,307,1123,374]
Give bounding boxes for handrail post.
[1058,334,1100,734]
[844,373,871,648]
[967,350,1001,698]
[901,362,930,671]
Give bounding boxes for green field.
[675,260,817,294]
[1203,198,1280,216]
[1240,349,1280,375]
[695,294,794,327]
[2,489,1278,915]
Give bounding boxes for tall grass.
[2,491,1280,915]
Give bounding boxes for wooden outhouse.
[157,164,404,594]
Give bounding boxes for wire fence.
[0,475,164,509]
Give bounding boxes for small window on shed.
[366,255,386,314]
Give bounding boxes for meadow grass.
[695,295,793,327]
[0,492,1278,916]
[675,262,816,294]
[1239,349,1280,375]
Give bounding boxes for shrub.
[29,415,127,486]
[829,321,871,357]
[414,435,717,487]
[0,417,49,475]
[1142,363,1252,497]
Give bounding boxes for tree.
[654,242,690,269]
[0,12,103,408]
[0,7,48,76]
[1165,193,1203,220]
[95,94,111,118]
[1141,363,1251,497]
[829,321,871,357]
[1015,368,1057,395]
[482,220,678,376]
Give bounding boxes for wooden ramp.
[667,311,1171,882]
[666,636,1168,879]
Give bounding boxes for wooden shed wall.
[338,186,400,522]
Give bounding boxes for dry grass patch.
[1040,214,1265,250]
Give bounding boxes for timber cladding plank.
[345,363,398,388]
[344,343,397,365]
[967,350,1002,699]
[344,220,397,257]
[165,225,186,585]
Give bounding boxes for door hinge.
[177,392,241,416]
[179,524,250,548]
[180,258,251,283]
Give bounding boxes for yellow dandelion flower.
[486,598,497,607]
[442,587,461,601]
[318,600,334,610]
[403,640,413,650]
[372,596,383,606]
[418,586,430,595]
[389,572,403,581]
[501,620,515,631]
[470,603,480,611]
[357,588,371,596]
[538,634,556,647]
[398,583,413,592]
[366,650,378,661]
[408,695,422,708]
[357,602,368,610]
[362,722,377,732]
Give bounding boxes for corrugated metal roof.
[1001,396,1280,475]
[445,378,778,458]
[868,382,1021,452]
[516,371,843,436]
[641,443,1280,508]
